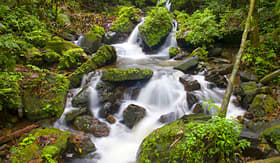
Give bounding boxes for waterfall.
[55,2,245,163]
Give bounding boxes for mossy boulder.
[45,36,79,55]
[25,47,44,66]
[169,47,180,58]
[58,48,87,71]
[72,86,90,108]
[101,68,153,83]
[248,94,277,118]
[123,104,146,129]
[10,127,71,163]
[261,125,280,152]
[80,25,105,54]
[111,6,141,34]
[174,56,199,73]
[137,114,211,162]
[22,72,69,121]
[69,45,117,88]
[65,107,88,123]
[139,7,173,52]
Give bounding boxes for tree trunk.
[220,0,256,117]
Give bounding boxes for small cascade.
[165,0,172,11]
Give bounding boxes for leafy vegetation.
[176,9,220,47]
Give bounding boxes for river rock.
[101,68,153,83]
[234,81,258,109]
[22,72,69,121]
[67,135,96,158]
[104,31,128,44]
[79,25,105,54]
[260,69,280,85]
[173,51,190,60]
[174,56,199,73]
[208,48,223,57]
[240,71,257,82]
[72,86,90,107]
[169,47,180,58]
[192,103,203,114]
[179,75,201,91]
[74,115,110,137]
[123,104,146,129]
[10,128,71,162]
[106,114,116,124]
[69,45,117,88]
[261,125,280,152]
[248,94,277,118]
[187,92,199,109]
[159,112,176,124]
[65,107,88,123]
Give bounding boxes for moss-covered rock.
[58,48,86,70]
[248,94,277,118]
[101,68,153,82]
[169,47,180,58]
[261,125,280,152]
[111,6,141,34]
[10,127,71,163]
[72,86,90,107]
[123,104,146,129]
[68,45,117,88]
[44,36,79,55]
[174,56,199,73]
[22,71,69,121]
[25,47,44,66]
[139,7,173,51]
[80,25,105,54]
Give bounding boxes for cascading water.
[55,2,245,163]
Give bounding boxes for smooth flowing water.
[54,2,245,162]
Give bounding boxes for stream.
[54,1,245,162]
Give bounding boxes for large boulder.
[174,56,199,73]
[139,7,173,52]
[73,115,110,137]
[248,94,277,118]
[240,71,258,82]
[69,45,117,88]
[101,68,153,83]
[67,135,96,158]
[45,36,79,55]
[205,64,233,88]
[122,104,146,128]
[234,81,258,109]
[22,71,69,121]
[79,25,105,54]
[261,125,280,152]
[179,74,201,91]
[65,107,88,123]
[10,127,71,163]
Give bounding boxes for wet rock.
[68,135,96,158]
[79,25,105,54]
[234,81,258,109]
[240,71,257,82]
[244,112,254,120]
[159,112,176,124]
[65,107,88,123]
[248,157,280,163]
[204,64,232,88]
[187,92,199,109]
[69,45,117,88]
[173,51,190,60]
[72,86,90,107]
[101,68,153,83]
[123,104,146,129]
[74,115,110,137]
[104,31,128,44]
[179,75,201,91]
[248,94,277,119]
[192,103,203,114]
[106,114,116,124]
[174,56,199,73]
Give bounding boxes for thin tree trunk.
[220,0,256,117]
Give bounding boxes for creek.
[54,1,245,162]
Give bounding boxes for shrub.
[176,9,220,47]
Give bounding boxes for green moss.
[43,51,60,64]
[69,45,117,88]
[248,94,277,118]
[58,48,86,70]
[86,25,105,43]
[261,125,280,152]
[22,72,69,121]
[45,36,79,55]
[111,6,141,33]
[169,47,180,58]
[139,7,173,48]
[101,68,153,82]
[11,127,71,163]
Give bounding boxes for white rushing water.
[55,3,245,162]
